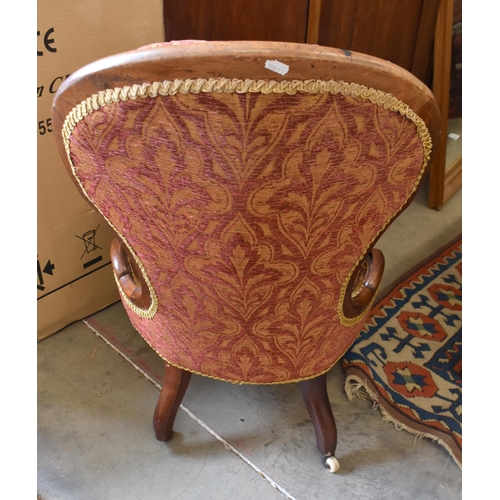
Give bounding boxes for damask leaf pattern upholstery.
[66,86,426,384]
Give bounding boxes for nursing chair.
[52,40,440,473]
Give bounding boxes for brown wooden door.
[163,0,440,87]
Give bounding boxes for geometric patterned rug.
[342,235,462,468]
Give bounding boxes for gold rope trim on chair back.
[62,77,432,323]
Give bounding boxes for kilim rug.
[342,235,462,468]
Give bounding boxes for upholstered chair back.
[53,41,439,387]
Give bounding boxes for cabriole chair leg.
[299,373,340,473]
[153,362,192,442]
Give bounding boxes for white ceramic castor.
[324,456,340,473]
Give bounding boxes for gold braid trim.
[86,312,362,386]
[62,78,432,323]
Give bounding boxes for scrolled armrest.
[110,237,151,309]
[343,248,385,319]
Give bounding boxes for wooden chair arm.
[350,249,385,310]
[111,237,150,307]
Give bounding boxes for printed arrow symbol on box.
[37,259,55,291]
[43,260,55,275]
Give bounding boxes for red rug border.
[376,233,462,304]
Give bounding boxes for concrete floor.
[38,180,462,500]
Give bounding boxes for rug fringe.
[344,374,462,470]
[344,375,373,403]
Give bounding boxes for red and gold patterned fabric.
[65,83,427,384]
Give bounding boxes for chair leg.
[299,373,340,473]
[153,362,191,442]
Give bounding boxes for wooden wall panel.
[316,0,440,84]
[164,0,309,43]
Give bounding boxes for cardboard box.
[37,0,164,340]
